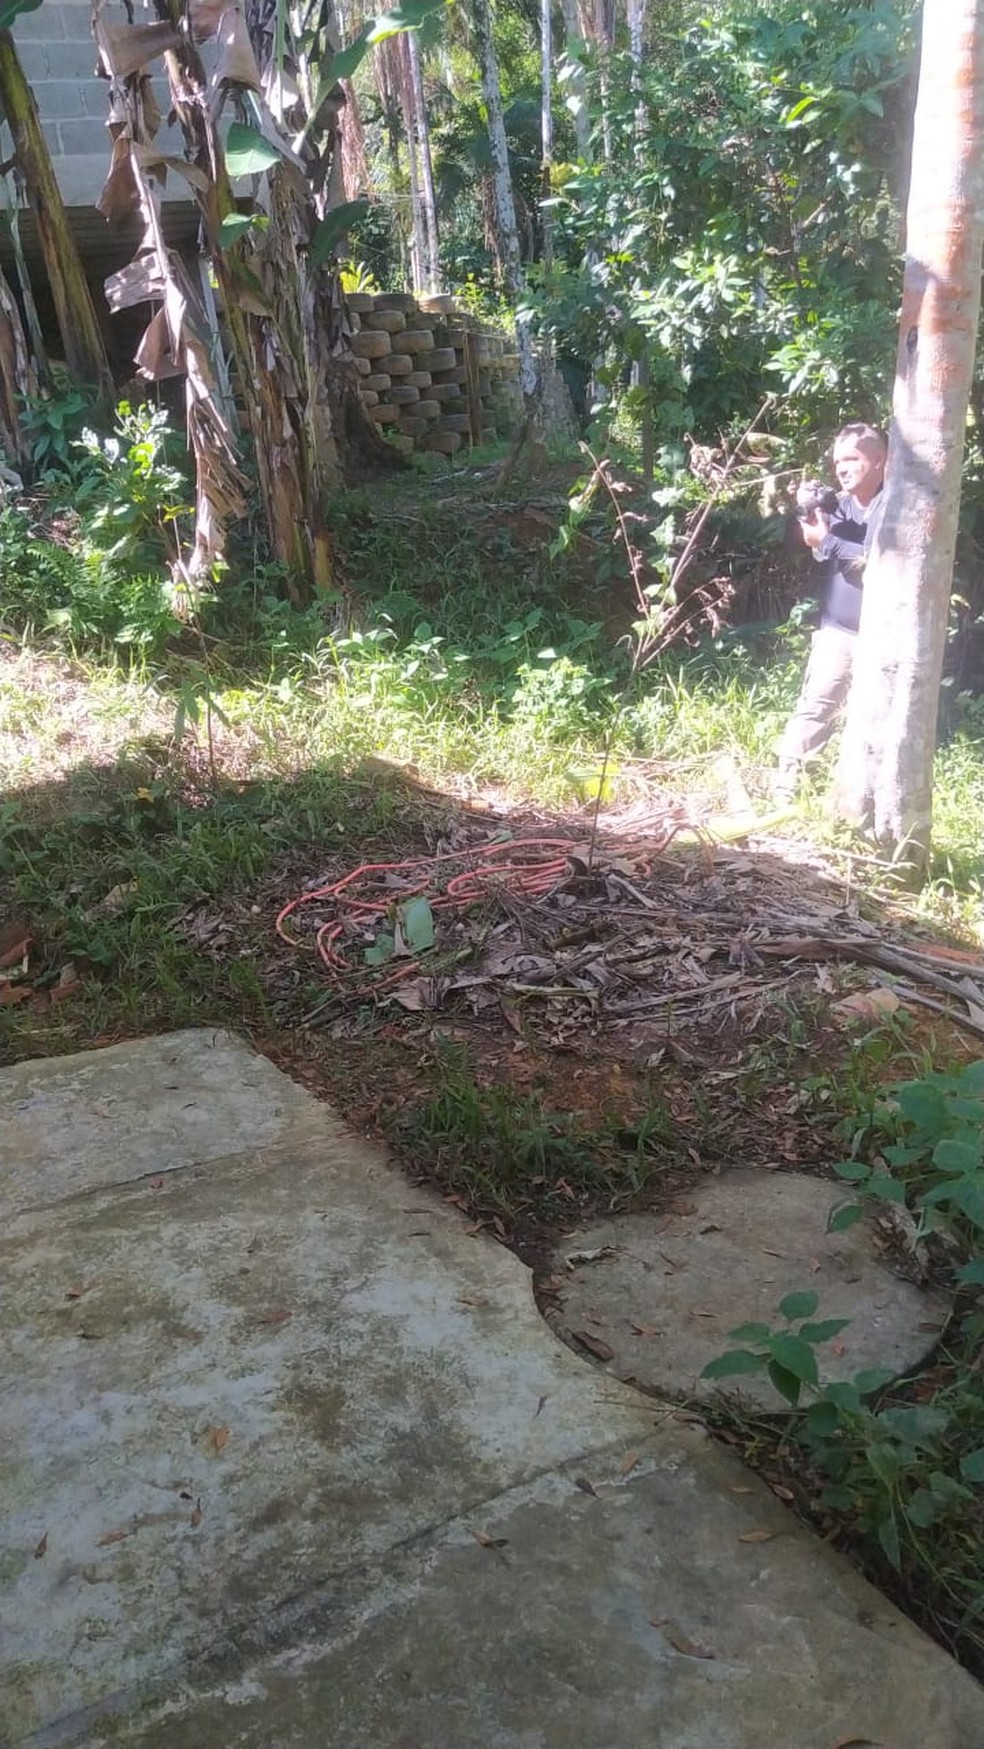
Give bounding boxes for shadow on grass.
[0,744,454,1059]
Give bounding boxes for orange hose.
[275,837,576,989]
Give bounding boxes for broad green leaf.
[770,1334,819,1388]
[779,1291,818,1323]
[398,894,435,953]
[364,931,395,967]
[802,1399,841,1439]
[827,1201,863,1233]
[906,1487,939,1529]
[325,0,447,85]
[880,1404,948,1446]
[226,123,283,178]
[877,1513,901,1570]
[309,199,370,266]
[700,1349,765,1380]
[854,1367,896,1396]
[766,1359,802,1406]
[896,1081,948,1135]
[218,212,265,248]
[367,0,448,44]
[957,1061,984,1096]
[866,1171,906,1205]
[865,1443,901,1488]
[833,1159,871,1182]
[933,1135,983,1173]
[0,0,42,26]
[960,1446,984,1484]
[329,28,372,82]
[798,1318,851,1346]
[724,1321,772,1345]
[955,1258,984,1287]
[821,1482,855,1512]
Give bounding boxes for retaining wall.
[348,291,524,456]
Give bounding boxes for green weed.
[392,1043,672,1224]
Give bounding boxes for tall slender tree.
[470,0,537,408]
[835,0,984,881]
[406,28,441,289]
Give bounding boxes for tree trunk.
[0,30,114,405]
[471,0,538,407]
[395,37,426,289]
[0,256,35,469]
[834,0,984,883]
[406,30,440,291]
[540,0,553,266]
[559,0,591,158]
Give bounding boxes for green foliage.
[532,1,916,439]
[72,402,191,574]
[703,1296,984,1585]
[830,1061,984,1246]
[394,1042,670,1220]
[19,384,95,475]
[0,403,190,655]
[702,1291,851,1408]
[0,0,42,27]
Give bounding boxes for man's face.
[832,437,886,506]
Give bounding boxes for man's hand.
[799,509,830,550]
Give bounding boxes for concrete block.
[32,79,90,120]
[45,152,109,206]
[41,40,100,77]
[11,8,65,41]
[57,119,109,156]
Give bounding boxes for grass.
[391,1040,675,1225]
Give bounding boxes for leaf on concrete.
[660,1622,716,1659]
[33,1531,48,1560]
[572,1330,614,1362]
[618,1450,640,1476]
[574,1476,599,1497]
[738,1529,778,1543]
[203,1424,230,1456]
[469,1528,508,1548]
[565,1245,617,1269]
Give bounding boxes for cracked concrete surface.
[2,1029,983,1748]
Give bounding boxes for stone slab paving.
[549,1172,950,1411]
[2,1030,982,1749]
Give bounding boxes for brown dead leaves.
[0,922,78,1009]
[571,1330,614,1363]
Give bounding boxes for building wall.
[7,0,185,212]
[8,0,110,207]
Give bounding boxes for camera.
[794,480,840,521]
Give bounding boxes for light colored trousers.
[778,624,855,779]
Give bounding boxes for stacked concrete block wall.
[348,292,525,457]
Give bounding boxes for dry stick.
[581,395,778,868]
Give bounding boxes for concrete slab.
[2,1031,982,1749]
[548,1173,951,1412]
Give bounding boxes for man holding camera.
[774,422,888,800]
